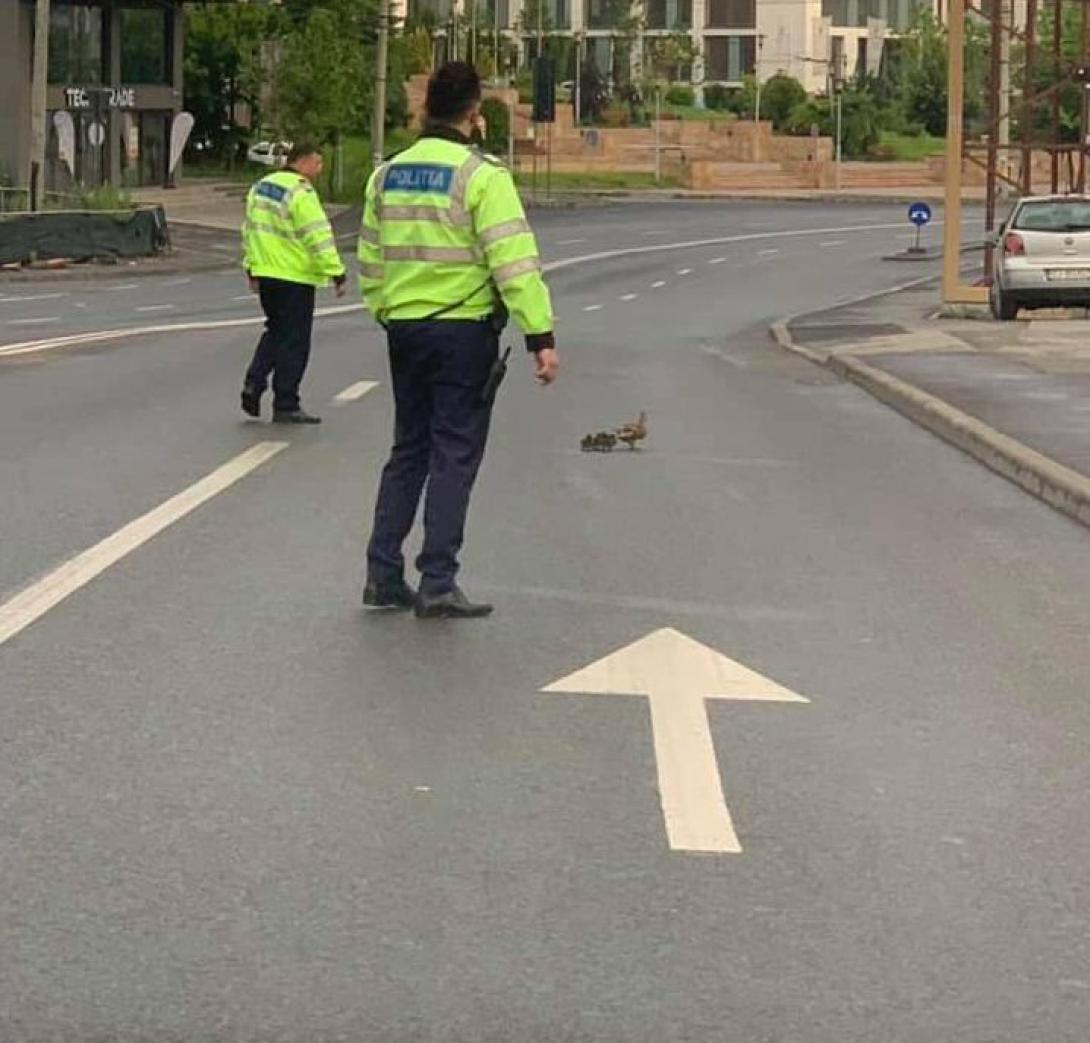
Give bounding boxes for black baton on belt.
[480,346,512,406]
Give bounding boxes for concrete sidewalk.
[774,282,1090,529]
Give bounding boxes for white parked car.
[991,194,1090,320]
[246,140,293,168]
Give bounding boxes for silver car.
[991,194,1090,319]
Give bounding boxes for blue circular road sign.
[908,202,933,227]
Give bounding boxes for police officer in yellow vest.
[241,143,347,424]
[359,62,559,619]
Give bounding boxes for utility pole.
[372,0,390,168]
[30,0,52,209]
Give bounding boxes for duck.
[615,411,648,450]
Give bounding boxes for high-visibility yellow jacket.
[358,128,554,350]
[242,170,346,287]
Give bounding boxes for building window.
[830,34,845,82]
[120,6,171,85]
[521,0,570,30]
[48,2,105,85]
[645,0,694,30]
[408,0,455,25]
[587,0,630,30]
[704,35,755,81]
[706,0,756,30]
[822,0,921,30]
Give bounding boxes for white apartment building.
[401,0,941,96]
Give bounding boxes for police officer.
[241,142,347,424]
[359,62,559,619]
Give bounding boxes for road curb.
[769,309,1090,531]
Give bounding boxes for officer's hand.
[248,276,259,295]
[334,275,347,299]
[534,348,559,385]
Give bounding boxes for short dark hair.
[425,62,482,123]
[287,142,321,165]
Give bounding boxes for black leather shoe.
[415,585,493,619]
[273,409,322,425]
[363,579,417,611]
[241,385,263,418]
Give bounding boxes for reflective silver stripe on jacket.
[359,263,385,280]
[492,256,541,285]
[296,218,330,239]
[383,244,480,264]
[358,225,381,245]
[380,203,471,228]
[246,220,296,242]
[251,199,288,221]
[308,236,338,255]
[478,218,531,246]
[449,152,485,225]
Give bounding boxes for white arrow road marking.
[0,442,287,649]
[333,380,379,403]
[543,627,808,854]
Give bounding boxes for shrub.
[704,84,733,111]
[479,97,510,155]
[760,74,807,131]
[665,84,695,107]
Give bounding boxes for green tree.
[900,10,986,137]
[270,7,367,143]
[183,3,271,162]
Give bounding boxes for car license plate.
[1046,268,1090,281]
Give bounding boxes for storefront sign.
[64,87,137,111]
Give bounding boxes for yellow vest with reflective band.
[358,135,553,337]
[242,170,346,287]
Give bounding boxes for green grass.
[514,170,680,191]
[660,104,736,122]
[877,131,945,162]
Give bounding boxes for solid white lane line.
[0,293,67,304]
[8,317,60,326]
[333,380,379,403]
[651,280,667,288]
[1,221,942,359]
[0,442,288,649]
[136,304,176,313]
[0,303,364,359]
[620,293,638,301]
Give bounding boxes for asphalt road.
[3,200,1089,1043]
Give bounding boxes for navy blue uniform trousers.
[366,318,498,595]
[244,278,315,412]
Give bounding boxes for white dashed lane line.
[820,240,847,247]
[708,257,726,265]
[677,268,692,276]
[651,280,666,288]
[556,238,587,246]
[333,380,379,404]
[232,295,254,301]
[136,305,177,313]
[583,304,603,312]
[759,248,780,256]
[8,317,60,326]
[105,284,139,292]
[620,293,638,301]
[0,293,67,304]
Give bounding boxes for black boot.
[415,585,493,620]
[241,384,263,418]
[273,408,322,425]
[363,578,418,611]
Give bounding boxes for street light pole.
[754,33,764,127]
[372,0,390,168]
[30,0,52,209]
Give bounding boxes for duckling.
[615,411,648,450]
[594,431,617,452]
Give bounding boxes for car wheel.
[991,282,1019,321]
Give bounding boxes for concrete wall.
[0,1,34,188]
